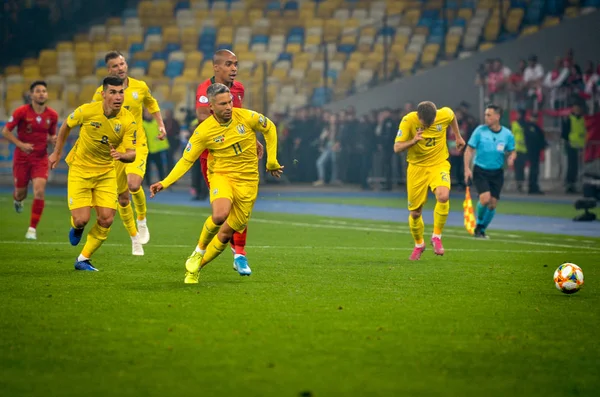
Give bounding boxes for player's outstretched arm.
[450,116,466,151]
[156,157,195,191]
[253,113,282,176]
[463,146,475,184]
[2,125,33,153]
[151,111,167,140]
[49,123,72,169]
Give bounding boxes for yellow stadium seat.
[74,42,92,53]
[21,58,38,67]
[520,25,539,36]
[542,16,561,28]
[457,8,473,20]
[109,35,126,51]
[181,27,198,52]
[23,66,41,79]
[93,43,109,53]
[484,20,500,42]
[73,33,88,43]
[399,59,416,74]
[163,26,180,44]
[105,17,122,27]
[148,60,166,78]
[286,43,302,53]
[565,7,579,18]
[479,42,495,51]
[345,60,361,73]
[201,63,214,77]
[306,18,324,29]
[134,51,153,62]
[170,84,188,103]
[414,26,429,36]
[404,9,421,26]
[271,68,289,81]
[182,68,198,79]
[127,34,144,47]
[185,51,203,68]
[340,35,357,45]
[4,66,21,76]
[505,8,525,33]
[56,41,74,52]
[362,60,380,70]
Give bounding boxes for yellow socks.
[433,201,450,236]
[198,216,221,250]
[81,222,111,258]
[130,188,147,221]
[408,215,425,245]
[201,235,227,267]
[118,203,137,237]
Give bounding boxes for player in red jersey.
[195,49,263,270]
[2,81,58,240]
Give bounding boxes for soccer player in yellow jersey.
[92,51,166,256]
[49,76,137,271]
[149,83,284,284]
[394,101,466,260]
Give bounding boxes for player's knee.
[118,193,130,207]
[33,189,44,200]
[14,190,27,201]
[72,215,90,229]
[212,211,229,225]
[128,181,141,192]
[436,192,450,203]
[409,209,422,219]
[479,194,491,205]
[97,214,114,228]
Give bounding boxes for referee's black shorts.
[472,165,504,199]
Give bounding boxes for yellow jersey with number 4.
[395,107,455,167]
[92,77,160,150]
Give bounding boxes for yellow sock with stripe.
[81,222,111,258]
[198,216,221,250]
[408,215,425,246]
[433,201,450,236]
[118,203,137,237]
[200,235,228,268]
[130,188,147,221]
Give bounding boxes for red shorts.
[13,155,49,188]
[200,155,210,189]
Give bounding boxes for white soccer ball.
[553,263,584,294]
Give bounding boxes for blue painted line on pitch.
[1,186,598,237]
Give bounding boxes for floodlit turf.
[0,194,599,397]
[260,194,590,219]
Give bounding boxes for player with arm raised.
[2,80,58,240]
[49,76,137,271]
[394,101,466,260]
[463,105,516,239]
[195,49,264,273]
[92,51,166,256]
[150,83,283,284]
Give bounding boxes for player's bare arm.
[151,111,167,140]
[450,117,466,151]
[109,144,136,163]
[463,146,475,183]
[2,125,34,154]
[506,150,516,167]
[394,130,423,153]
[49,123,72,169]
[196,106,211,123]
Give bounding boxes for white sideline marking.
[0,240,595,254]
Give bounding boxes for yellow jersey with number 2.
[395,107,455,167]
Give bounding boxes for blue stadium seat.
[217,43,233,50]
[546,0,564,16]
[378,26,395,36]
[511,0,527,8]
[428,35,444,44]
[133,60,149,72]
[146,26,162,36]
[289,27,305,37]
[326,69,338,80]
[453,17,466,27]
[129,43,144,55]
[417,18,433,28]
[175,1,190,11]
[152,51,168,60]
[202,26,218,37]
[446,0,459,9]
[337,44,355,54]
[462,0,476,8]
[251,35,269,45]
[278,52,293,61]
[165,43,181,53]
[96,59,105,68]
[287,35,303,44]
[422,10,439,19]
[266,1,281,11]
[165,60,184,78]
[122,8,138,19]
[284,1,299,10]
[311,87,331,106]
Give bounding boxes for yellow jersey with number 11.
[395,107,455,167]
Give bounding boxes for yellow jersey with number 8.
[395,107,455,167]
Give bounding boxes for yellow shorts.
[406,161,451,211]
[67,168,118,210]
[209,173,258,232]
[115,145,148,194]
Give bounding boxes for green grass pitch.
[0,195,599,396]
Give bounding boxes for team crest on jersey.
[46,119,51,125]
[114,123,121,133]
[8,116,14,123]
[214,135,225,143]
[132,91,139,100]
[69,113,75,119]
[236,124,246,135]
[436,124,442,131]
[258,115,268,128]
[185,142,192,152]
[199,96,208,104]
[36,116,42,124]
[212,188,219,196]
[91,122,102,129]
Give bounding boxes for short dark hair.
[105,51,124,64]
[207,83,230,101]
[29,80,47,92]
[486,104,503,117]
[102,76,124,91]
[416,101,437,126]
